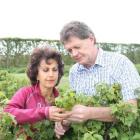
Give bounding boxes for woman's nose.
[48,70,53,76]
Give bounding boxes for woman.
[4,46,70,138]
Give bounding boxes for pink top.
[4,84,59,124]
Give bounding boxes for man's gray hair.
[60,21,96,44]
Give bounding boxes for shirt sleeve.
[4,88,49,124]
[115,56,140,101]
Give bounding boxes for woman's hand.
[49,106,71,121]
[55,120,70,139]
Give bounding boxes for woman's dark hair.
[26,46,64,86]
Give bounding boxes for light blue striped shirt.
[69,48,140,101]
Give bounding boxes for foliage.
[135,64,140,74]
[0,110,17,140]
[0,70,29,99]
[0,109,55,140]
[0,70,9,81]
[55,83,139,140]
[98,43,140,64]
[0,71,140,140]
[0,38,140,68]
[62,54,75,66]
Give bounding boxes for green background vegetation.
[0,38,140,139]
[0,38,139,96]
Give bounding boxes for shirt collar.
[77,47,105,71]
[95,48,105,67]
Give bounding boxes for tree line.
[0,38,140,68]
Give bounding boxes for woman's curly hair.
[26,47,64,86]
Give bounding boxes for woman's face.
[37,59,59,89]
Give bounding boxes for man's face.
[64,36,95,67]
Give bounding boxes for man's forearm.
[88,107,115,122]
[88,99,137,122]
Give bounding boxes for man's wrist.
[87,107,94,120]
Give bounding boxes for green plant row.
[0,70,140,140]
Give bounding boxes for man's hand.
[67,104,91,123]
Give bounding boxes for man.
[55,21,140,138]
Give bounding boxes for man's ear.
[89,34,96,44]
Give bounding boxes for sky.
[0,0,140,44]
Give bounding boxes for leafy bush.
[56,83,139,140]
[0,70,9,81]
[0,72,29,99]
[1,73,140,140]
[0,110,17,140]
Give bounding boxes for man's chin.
[77,61,85,65]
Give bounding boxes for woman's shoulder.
[15,85,36,97]
[17,85,34,92]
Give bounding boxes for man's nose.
[71,50,78,57]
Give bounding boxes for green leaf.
[132,133,140,140]
[93,134,103,140]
